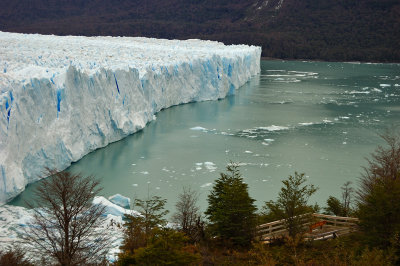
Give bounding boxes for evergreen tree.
[205,163,257,247]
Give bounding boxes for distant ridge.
[1,0,399,62]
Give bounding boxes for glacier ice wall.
[0,32,261,204]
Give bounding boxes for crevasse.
[0,32,261,204]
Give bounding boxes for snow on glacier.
[0,32,261,203]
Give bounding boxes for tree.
[205,163,257,247]
[357,128,400,248]
[134,195,169,238]
[24,169,110,265]
[361,128,400,182]
[341,181,354,216]
[264,172,318,238]
[324,181,354,216]
[120,214,147,257]
[172,187,204,242]
[119,195,169,262]
[324,196,343,216]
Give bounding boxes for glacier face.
[0,32,261,204]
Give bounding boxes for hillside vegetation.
[1,0,399,62]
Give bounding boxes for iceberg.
[93,196,140,217]
[0,32,261,203]
[108,193,131,209]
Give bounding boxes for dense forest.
[0,0,399,62]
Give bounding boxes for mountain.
[1,0,399,62]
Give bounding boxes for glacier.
[0,31,261,204]
[0,195,140,261]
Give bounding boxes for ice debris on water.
[190,126,207,131]
[200,183,213,188]
[194,162,217,172]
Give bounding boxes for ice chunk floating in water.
[0,32,261,203]
[108,194,131,209]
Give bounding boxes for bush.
[325,196,343,216]
[133,228,200,265]
[0,247,33,266]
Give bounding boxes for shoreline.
[261,56,400,64]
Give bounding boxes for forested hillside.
[1,0,399,62]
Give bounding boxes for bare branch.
[23,169,110,265]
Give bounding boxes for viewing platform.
[256,213,359,243]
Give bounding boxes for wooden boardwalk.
[256,213,359,243]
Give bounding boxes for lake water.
[11,60,400,215]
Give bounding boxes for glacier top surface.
[0,31,258,84]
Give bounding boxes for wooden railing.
[311,213,358,228]
[256,213,359,242]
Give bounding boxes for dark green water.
[11,60,400,214]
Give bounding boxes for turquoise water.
[11,60,400,214]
